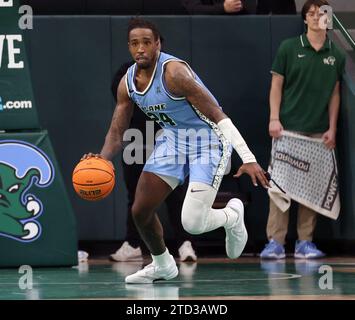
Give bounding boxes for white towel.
[268,131,340,220]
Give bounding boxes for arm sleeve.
[217,118,256,164]
[181,0,225,14]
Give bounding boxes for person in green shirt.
[260,0,346,259]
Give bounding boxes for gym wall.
[24,15,355,244]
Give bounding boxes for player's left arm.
[164,61,270,188]
[322,81,340,149]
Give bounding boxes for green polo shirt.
[272,33,346,133]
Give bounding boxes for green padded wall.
[1,1,78,267]
[336,74,355,239]
[24,15,355,243]
[0,131,77,267]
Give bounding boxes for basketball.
[72,157,115,201]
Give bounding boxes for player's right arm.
[82,76,134,161]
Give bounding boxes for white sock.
[152,248,173,267]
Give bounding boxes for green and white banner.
[0,0,40,130]
[268,131,340,220]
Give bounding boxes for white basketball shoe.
[224,198,248,259]
[125,254,178,284]
[110,241,143,262]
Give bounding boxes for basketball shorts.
[143,138,232,190]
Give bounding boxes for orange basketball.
[72,157,115,201]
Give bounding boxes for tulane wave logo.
[0,141,55,242]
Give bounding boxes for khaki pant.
[266,199,318,245]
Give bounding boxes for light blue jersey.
[125,52,231,189]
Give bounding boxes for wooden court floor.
[1,257,355,300]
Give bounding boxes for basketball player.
[83,18,269,283]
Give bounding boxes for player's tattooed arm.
[100,76,134,160]
[164,61,227,123]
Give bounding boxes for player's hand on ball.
[81,152,102,160]
[81,153,114,170]
[234,162,270,188]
